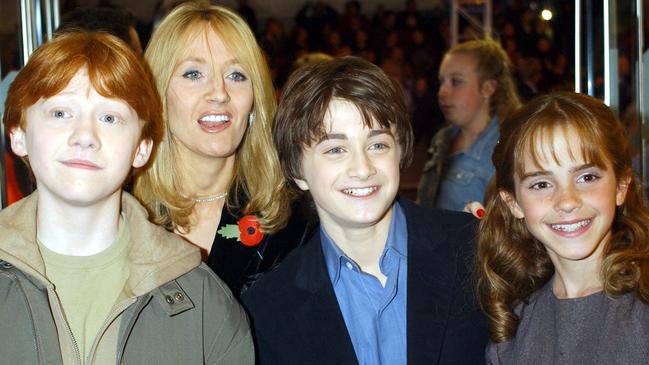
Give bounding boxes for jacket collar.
[0,191,201,297]
[455,116,499,161]
[292,229,331,294]
[433,116,499,162]
[401,198,454,363]
[290,229,359,364]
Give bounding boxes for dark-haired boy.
[242,56,488,364]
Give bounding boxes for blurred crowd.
[251,0,576,145]
[43,1,578,144]
[2,0,635,145]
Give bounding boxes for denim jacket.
[417,117,499,211]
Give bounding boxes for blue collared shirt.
[320,201,408,365]
[436,116,499,211]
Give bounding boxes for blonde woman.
[135,2,313,296]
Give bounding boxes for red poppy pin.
[217,215,264,247]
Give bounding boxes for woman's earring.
[248,112,255,126]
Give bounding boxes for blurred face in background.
[437,52,493,129]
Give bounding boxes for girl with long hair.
[478,92,649,363]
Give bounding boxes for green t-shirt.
[39,217,130,363]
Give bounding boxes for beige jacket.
[0,192,254,364]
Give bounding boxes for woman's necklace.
[193,192,228,203]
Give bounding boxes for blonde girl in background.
[418,38,521,211]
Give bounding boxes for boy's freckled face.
[10,68,152,206]
[294,99,401,230]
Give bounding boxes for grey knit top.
[486,280,649,364]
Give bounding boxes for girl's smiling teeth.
[342,186,378,197]
[549,219,592,233]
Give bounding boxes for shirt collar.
[320,201,408,285]
[463,116,499,160]
[384,201,407,258]
[448,116,499,161]
[320,227,346,285]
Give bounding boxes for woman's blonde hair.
[446,38,522,121]
[477,92,649,343]
[134,1,291,233]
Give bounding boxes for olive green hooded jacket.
[0,192,254,364]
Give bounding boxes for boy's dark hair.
[56,7,142,57]
[58,7,136,48]
[273,56,414,190]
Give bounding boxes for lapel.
[402,199,457,364]
[209,197,318,296]
[291,230,359,364]
[208,207,263,294]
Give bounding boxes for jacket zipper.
[47,287,82,365]
[86,297,136,364]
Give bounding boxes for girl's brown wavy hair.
[477,92,649,342]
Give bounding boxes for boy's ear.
[294,178,309,191]
[499,190,525,219]
[132,138,153,168]
[10,127,28,157]
[616,171,633,206]
[481,79,497,99]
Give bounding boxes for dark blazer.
[241,198,488,364]
[208,197,317,297]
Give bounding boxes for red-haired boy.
[0,32,252,364]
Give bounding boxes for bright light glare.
[541,9,553,21]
